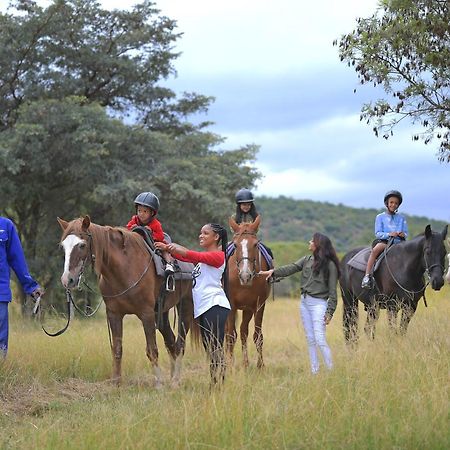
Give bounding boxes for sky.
[7,0,450,222]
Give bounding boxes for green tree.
[335,0,450,162]
[0,97,259,310]
[0,0,212,134]
[0,1,261,309]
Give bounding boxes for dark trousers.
[198,305,230,384]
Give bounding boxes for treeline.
[257,196,448,297]
[257,195,447,252]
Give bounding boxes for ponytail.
[208,223,229,297]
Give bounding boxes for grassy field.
[1,286,449,450]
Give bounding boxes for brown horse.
[226,216,271,368]
[58,216,194,387]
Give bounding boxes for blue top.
[374,211,408,243]
[0,217,39,302]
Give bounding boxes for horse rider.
[361,190,408,289]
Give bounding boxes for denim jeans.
[300,294,333,374]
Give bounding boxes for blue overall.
[0,217,39,356]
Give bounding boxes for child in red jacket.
[127,192,175,274]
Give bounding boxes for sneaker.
[361,274,372,289]
[164,263,175,275]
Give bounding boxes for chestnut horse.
[226,216,271,368]
[58,216,194,387]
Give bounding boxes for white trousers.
[299,294,333,374]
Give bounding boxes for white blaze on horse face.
[239,238,252,284]
[61,234,85,288]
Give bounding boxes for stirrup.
[165,273,175,292]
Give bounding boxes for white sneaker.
[361,274,372,289]
[164,263,175,275]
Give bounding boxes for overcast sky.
[149,0,449,222]
[11,0,450,222]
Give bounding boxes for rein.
[77,229,155,298]
[382,240,443,299]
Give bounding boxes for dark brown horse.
[340,225,447,342]
[58,216,193,387]
[226,216,271,368]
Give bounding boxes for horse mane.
[61,217,149,274]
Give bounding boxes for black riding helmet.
[235,188,254,204]
[134,192,160,213]
[384,190,403,207]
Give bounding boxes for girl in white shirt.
[156,223,230,385]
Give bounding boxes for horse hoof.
[110,377,121,387]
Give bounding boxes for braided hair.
[208,223,229,297]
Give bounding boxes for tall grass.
[1,286,449,449]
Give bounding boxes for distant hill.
[255,195,447,252]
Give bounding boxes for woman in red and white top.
[155,223,230,385]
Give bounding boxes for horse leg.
[364,303,380,340]
[342,291,359,344]
[386,305,399,334]
[158,310,179,384]
[225,308,237,367]
[170,295,192,386]
[106,309,124,385]
[399,302,418,336]
[240,309,252,368]
[140,312,163,388]
[253,302,266,369]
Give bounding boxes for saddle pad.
[152,251,194,281]
[347,247,371,272]
[347,247,387,273]
[132,227,193,280]
[226,242,273,269]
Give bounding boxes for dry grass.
[1,286,449,449]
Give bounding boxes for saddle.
[347,244,394,273]
[132,226,193,281]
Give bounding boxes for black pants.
[198,305,230,384]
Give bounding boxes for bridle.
[383,238,444,297]
[69,229,154,298]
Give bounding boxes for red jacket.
[126,215,166,243]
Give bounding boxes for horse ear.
[442,224,448,241]
[251,214,261,232]
[57,217,69,230]
[82,215,91,231]
[425,224,432,239]
[229,216,239,232]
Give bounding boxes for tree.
[335,0,450,162]
[0,97,259,301]
[0,1,261,308]
[0,0,212,135]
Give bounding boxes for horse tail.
[340,253,359,344]
[189,318,203,349]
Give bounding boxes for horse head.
[424,224,448,291]
[58,215,94,289]
[229,215,261,285]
